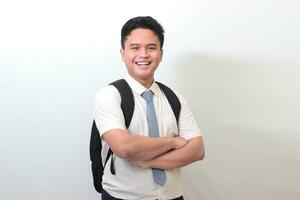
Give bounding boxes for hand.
[173,136,187,149]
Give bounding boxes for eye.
[149,46,157,50]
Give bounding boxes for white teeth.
[136,62,150,65]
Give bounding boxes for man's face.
[120,28,163,86]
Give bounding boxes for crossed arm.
[102,129,204,170]
[135,136,204,170]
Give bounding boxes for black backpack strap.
[90,120,103,193]
[110,79,135,128]
[90,79,134,193]
[156,82,181,124]
[106,79,134,174]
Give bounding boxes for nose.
[139,48,149,58]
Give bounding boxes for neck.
[139,79,154,89]
[130,76,154,89]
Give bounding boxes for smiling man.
[94,16,205,200]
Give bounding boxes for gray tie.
[142,90,166,186]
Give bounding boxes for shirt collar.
[125,73,160,96]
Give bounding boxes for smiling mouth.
[135,61,151,66]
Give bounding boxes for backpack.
[89,79,181,193]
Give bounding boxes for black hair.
[121,16,165,49]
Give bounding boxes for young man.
[94,16,204,200]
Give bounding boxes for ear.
[160,48,164,61]
[120,48,125,61]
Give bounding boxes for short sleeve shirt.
[94,74,201,200]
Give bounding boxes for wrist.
[171,137,177,149]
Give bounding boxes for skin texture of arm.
[102,128,187,161]
[135,136,204,170]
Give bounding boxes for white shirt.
[94,74,201,200]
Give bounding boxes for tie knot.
[142,90,154,102]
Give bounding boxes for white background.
[1,0,299,199]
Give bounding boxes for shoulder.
[94,85,121,105]
[156,82,187,105]
[173,90,188,106]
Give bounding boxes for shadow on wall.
[173,53,300,200]
[174,53,300,134]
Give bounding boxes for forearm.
[102,129,186,161]
[123,133,178,161]
[139,136,204,170]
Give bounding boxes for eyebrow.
[129,43,158,47]
[148,43,158,47]
[129,43,139,46]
